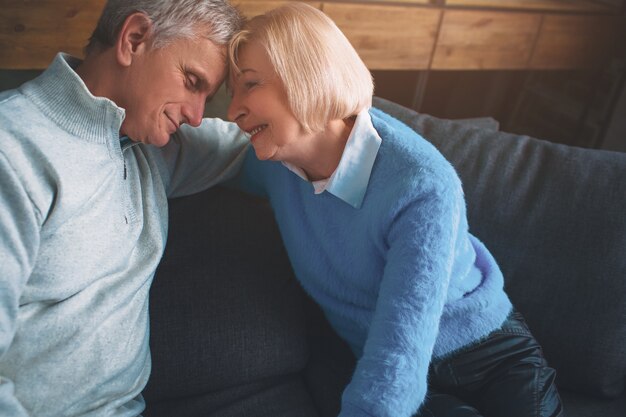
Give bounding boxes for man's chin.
[147,133,173,148]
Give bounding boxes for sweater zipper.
[119,137,138,225]
[124,159,128,224]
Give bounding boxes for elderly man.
[0,1,247,415]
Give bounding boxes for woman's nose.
[227,95,246,123]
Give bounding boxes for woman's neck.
[297,116,356,182]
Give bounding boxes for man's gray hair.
[86,0,244,54]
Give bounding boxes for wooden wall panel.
[530,15,625,69]
[0,0,105,69]
[360,0,434,4]
[323,3,441,70]
[431,10,542,69]
[234,1,321,18]
[0,1,623,71]
[446,0,616,12]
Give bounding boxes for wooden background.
[1,0,624,70]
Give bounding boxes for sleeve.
[339,174,465,417]
[0,151,40,416]
[222,146,271,199]
[158,118,250,198]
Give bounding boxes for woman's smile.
[248,124,268,141]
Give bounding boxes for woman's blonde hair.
[229,2,373,133]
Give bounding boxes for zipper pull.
[123,160,127,180]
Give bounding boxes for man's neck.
[74,50,118,102]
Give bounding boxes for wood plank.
[0,0,106,69]
[329,0,435,4]
[0,0,321,69]
[1,0,623,71]
[234,1,322,18]
[446,0,618,12]
[431,10,542,69]
[530,14,625,69]
[323,3,441,70]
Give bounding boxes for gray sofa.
[142,97,626,417]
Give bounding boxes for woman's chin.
[253,147,269,161]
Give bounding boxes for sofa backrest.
[143,187,314,415]
[373,97,626,399]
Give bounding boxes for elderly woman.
[226,3,562,417]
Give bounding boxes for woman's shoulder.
[369,108,461,191]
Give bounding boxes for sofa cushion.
[143,187,315,416]
[559,389,626,417]
[373,97,626,398]
[145,376,319,417]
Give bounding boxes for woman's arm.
[222,146,271,199]
[340,172,465,417]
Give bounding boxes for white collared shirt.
[282,108,382,209]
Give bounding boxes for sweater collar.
[20,53,126,144]
[281,108,382,209]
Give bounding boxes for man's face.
[118,36,226,147]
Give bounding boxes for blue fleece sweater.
[234,108,512,417]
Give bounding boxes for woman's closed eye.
[244,80,259,90]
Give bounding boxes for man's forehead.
[170,36,225,63]
[185,42,227,79]
[197,44,227,76]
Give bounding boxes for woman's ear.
[115,12,153,67]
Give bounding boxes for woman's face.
[227,41,310,163]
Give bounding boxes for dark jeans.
[416,310,563,417]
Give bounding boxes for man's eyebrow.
[196,73,211,91]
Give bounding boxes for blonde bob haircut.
[229,2,374,133]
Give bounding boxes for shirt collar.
[282,108,382,209]
[20,53,126,145]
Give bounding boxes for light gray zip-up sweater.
[0,53,247,416]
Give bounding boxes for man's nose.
[183,97,205,127]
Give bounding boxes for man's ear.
[115,12,153,67]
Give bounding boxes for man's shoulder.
[0,90,44,157]
[0,86,30,123]
[0,88,32,148]
[0,85,64,188]
[0,83,40,128]
[0,86,21,103]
